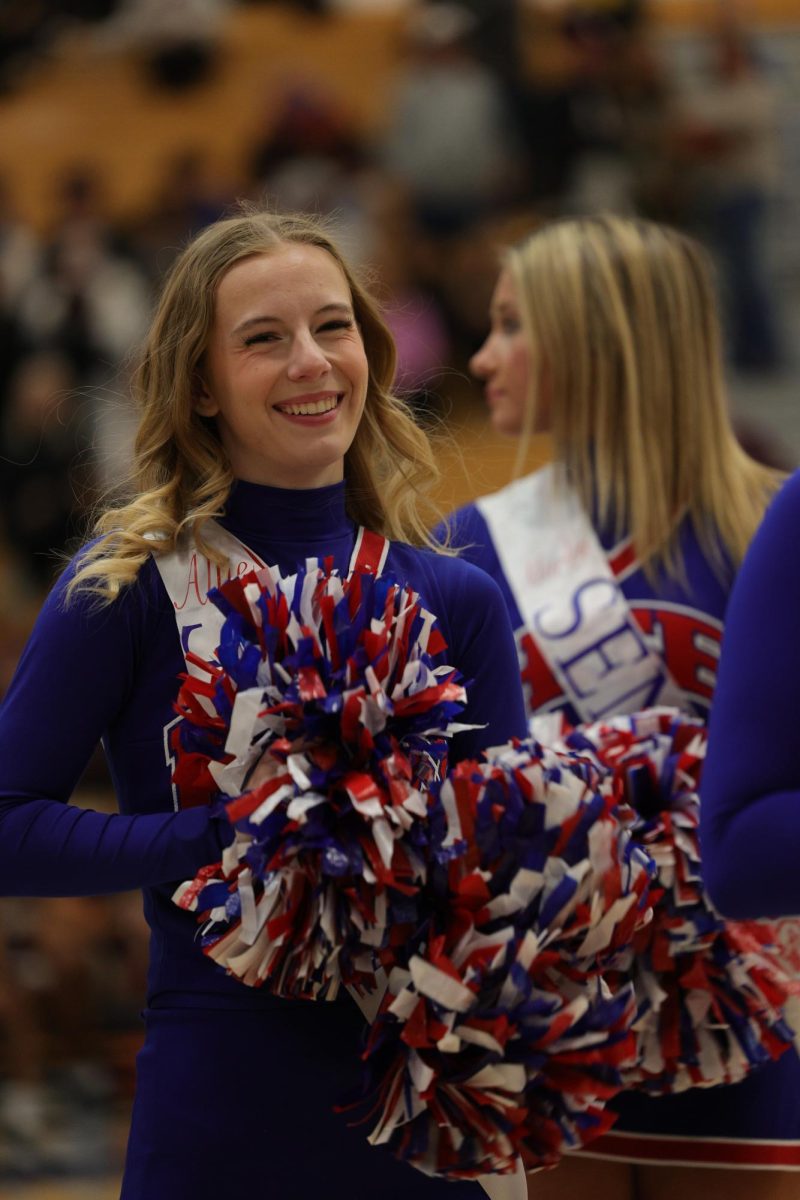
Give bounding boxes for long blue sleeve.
[0,562,228,897]
[0,800,225,897]
[702,470,800,918]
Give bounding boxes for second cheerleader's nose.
[470,333,496,380]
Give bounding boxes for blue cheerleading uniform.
[0,480,527,1199]
[703,468,800,919]
[439,475,800,1170]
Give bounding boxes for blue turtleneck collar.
[221,478,353,545]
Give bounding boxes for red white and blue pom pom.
[560,708,799,1094]
[172,561,471,1001]
[348,738,654,1179]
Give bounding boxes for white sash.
[154,519,267,678]
[153,519,390,680]
[477,466,686,724]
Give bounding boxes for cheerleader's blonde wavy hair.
[506,214,783,577]
[69,208,449,602]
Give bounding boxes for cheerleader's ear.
[192,372,218,417]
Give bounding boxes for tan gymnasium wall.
[0,8,407,235]
[2,0,799,236]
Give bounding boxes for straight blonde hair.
[69,209,448,602]
[506,214,782,577]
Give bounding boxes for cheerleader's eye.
[243,331,280,346]
[317,319,354,334]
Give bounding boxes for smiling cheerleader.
[0,209,528,1199]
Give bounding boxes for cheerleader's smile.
[273,391,344,422]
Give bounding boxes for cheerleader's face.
[197,244,369,489]
[470,269,538,436]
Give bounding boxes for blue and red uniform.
[440,480,800,1170]
[441,499,728,724]
[0,479,527,1199]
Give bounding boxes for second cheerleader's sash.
[476,465,687,724]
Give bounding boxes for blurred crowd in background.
[0,0,797,1185]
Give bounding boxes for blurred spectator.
[96,0,231,90]
[0,301,30,415]
[247,80,377,264]
[0,929,50,1176]
[132,149,234,282]
[0,887,147,1179]
[0,353,92,594]
[449,0,519,78]
[326,0,412,9]
[6,169,151,510]
[248,81,364,185]
[367,185,452,415]
[0,176,42,307]
[0,179,41,414]
[18,237,148,376]
[46,166,136,263]
[558,7,668,214]
[57,0,121,20]
[495,0,669,221]
[241,0,332,10]
[0,0,55,93]
[10,170,153,506]
[671,21,785,371]
[378,3,525,239]
[17,168,151,383]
